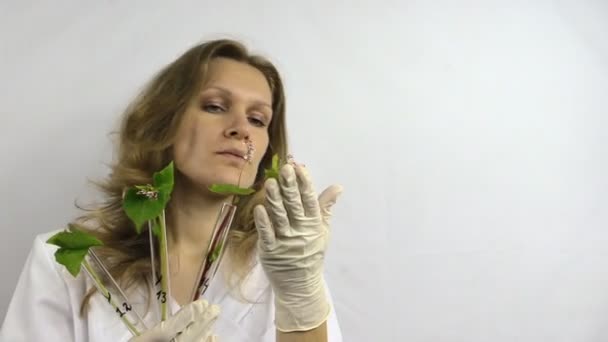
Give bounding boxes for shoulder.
[29,229,70,277]
[25,229,92,301]
[34,229,64,256]
[0,229,92,341]
[30,229,84,280]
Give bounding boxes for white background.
[1,1,607,341]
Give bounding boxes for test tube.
[82,248,148,336]
[148,210,171,321]
[190,202,237,300]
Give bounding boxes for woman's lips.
[217,152,246,164]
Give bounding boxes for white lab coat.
[0,231,343,341]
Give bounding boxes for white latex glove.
[253,163,343,332]
[129,298,219,342]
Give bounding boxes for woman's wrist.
[274,279,330,333]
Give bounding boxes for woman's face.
[173,57,273,193]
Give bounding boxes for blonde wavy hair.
[73,39,288,315]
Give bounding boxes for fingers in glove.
[264,177,290,236]
[279,164,305,222]
[254,204,276,249]
[293,164,320,218]
[317,185,344,226]
[178,303,219,341]
[164,298,211,336]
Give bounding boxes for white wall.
[1,1,607,341]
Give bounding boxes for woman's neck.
[165,179,233,259]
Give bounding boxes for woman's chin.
[209,171,255,188]
[181,170,255,193]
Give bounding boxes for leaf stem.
[158,211,170,321]
[232,159,248,206]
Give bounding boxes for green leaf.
[272,154,279,170]
[209,184,255,196]
[264,168,279,180]
[46,227,103,278]
[264,154,281,180]
[151,216,161,237]
[122,162,175,235]
[54,248,89,277]
[123,188,165,234]
[46,227,103,249]
[156,187,171,212]
[153,161,174,197]
[209,245,222,264]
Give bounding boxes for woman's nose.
[223,112,250,140]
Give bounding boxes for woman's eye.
[203,103,225,113]
[249,117,266,127]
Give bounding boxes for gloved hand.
[129,298,219,342]
[253,163,343,332]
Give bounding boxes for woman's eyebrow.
[202,85,272,109]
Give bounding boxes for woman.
[0,39,343,341]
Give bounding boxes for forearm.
[276,322,328,342]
